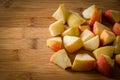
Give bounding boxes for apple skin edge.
[97,55,114,77]
[113,23,120,35]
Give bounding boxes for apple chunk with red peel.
[63,36,83,53]
[113,23,120,35]
[84,35,99,51]
[80,29,95,42]
[93,46,114,59]
[47,37,62,51]
[93,21,111,36]
[67,11,86,27]
[50,49,71,69]
[62,27,80,36]
[104,10,120,24]
[72,53,96,71]
[78,25,90,32]
[49,20,64,36]
[115,54,120,66]
[100,30,116,46]
[52,4,68,24]
[97,55,114,77]
[113,36,120,54]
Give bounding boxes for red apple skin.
[113,23,120,35]
[104,10,115,24]
[97,55,114,77]
[115,54,120,66]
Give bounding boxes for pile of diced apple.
[47,4,120,77]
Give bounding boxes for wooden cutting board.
[0,0,120,80]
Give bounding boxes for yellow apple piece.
[97,54,114,76]
[113,36,120,54]
[62,27,80,36]
[100,30,116,45]
[52,4,68,24]
[115,54,120,66]
[80,29,95,42]
[47,37,62,51]
[49,20,64,36]
[72,53,96,71]
[84,35,99,51]
[93,46,114,59]
[93,21,111,35]
[67,11,86,27]
[78,25,90,32]
[63,36,83,53]
[50,49,71,69]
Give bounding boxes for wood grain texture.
[0,0,120,80]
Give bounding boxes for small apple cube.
[62,27,80,36]
[78,25,90,32]
[52,4,68,24]
[72,53,96,71]
[84,35,99,51]
[67,11,86,27]
[93,21,111,35]
[49,20,64,36]
[115,54,120,66]
[113,36,120,54]
[63,36,83,53]
[93,46,114,59]
[104,10,120,24]
[50,49,71,69]
[113,23,120,35]
[47,37,62,51]
[80,29,95,42]
[100,30,116,45]
[97,55,114,76]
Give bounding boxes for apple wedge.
[115,54,120,66]
[97,54,114,76]
[100,30,116,45]
[49,20,65,36]
[113,36,120,54]
[50,49,71,69]
[47,37,62,51]
[78,25,90,32]
[93,21,111,35]
[84,35,99,51]
[80,29,95,42]
[113,23,120,35]
[93,46,114,59]
[62,27,80,36]
[104,10,120,24]
[72,53,96,71]
[67,11,86,27]
[82,4,97,19]
[52,4,68,24]
[63,36,83,53]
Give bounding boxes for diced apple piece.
[100,30,116,45]
[47,37,62,51]
[113,23,120,35]
[82,5,97,19]
[49,20,64,36]
[93,46,114,59]
[93,21,111,35]
[113,36,120,54]
[97,55,114,76]
[78,25,90,32]
[67,11,86,27]
[80,29,95,42]
[52,4,68,24]
[104,10,120,24]
[84,35,99,51]
[62,27,80,36]
[63,36,83,53]
[72,53,96,71]
[115,54,120,66]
